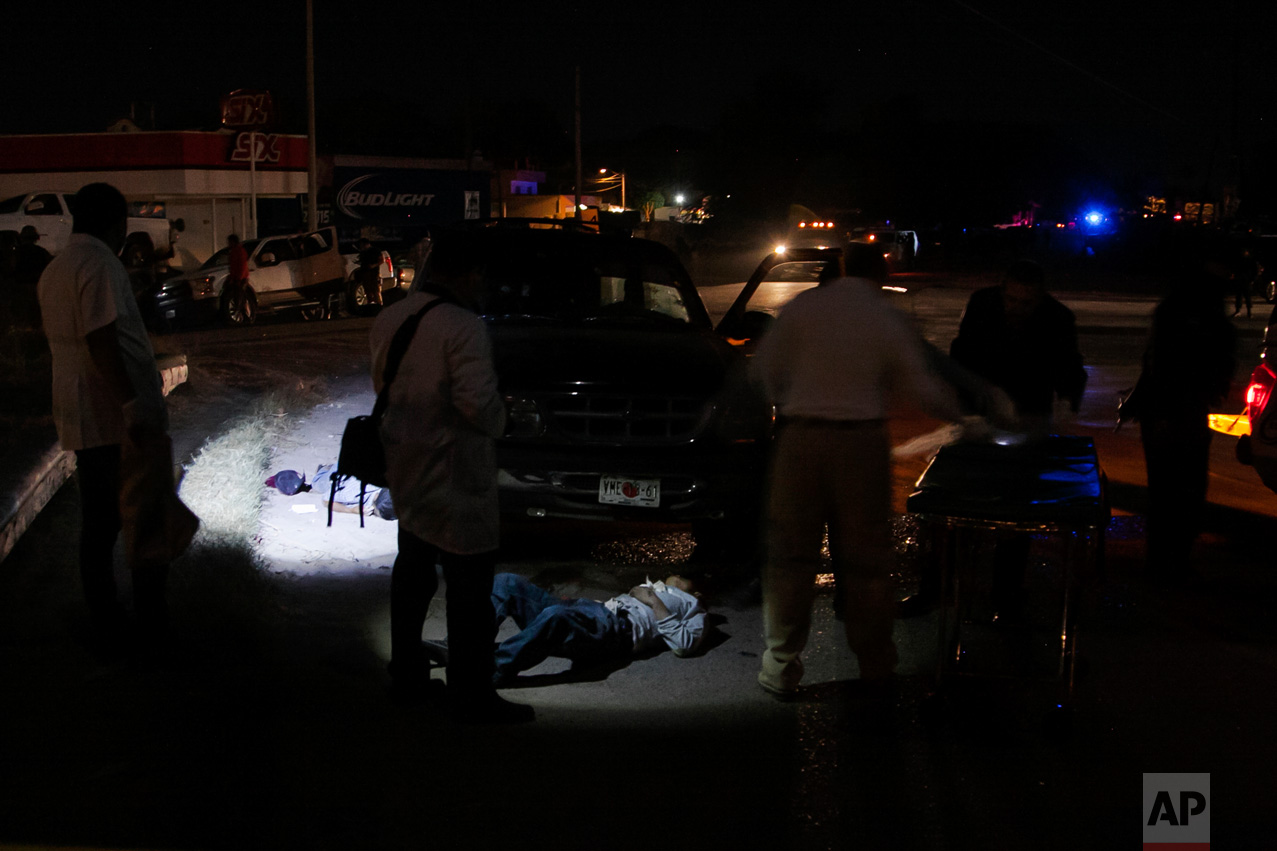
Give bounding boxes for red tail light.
[1246,363,1276,414]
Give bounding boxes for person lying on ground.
[488,572,707,684]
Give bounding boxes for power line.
[948,0,1183,124]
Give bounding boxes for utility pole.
[574,66,582,220]
[306,0,319,231]
[249,131,258,239]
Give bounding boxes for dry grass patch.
[169,380,327,643]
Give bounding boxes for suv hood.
[490,324,736,395]
[171,264,229,282]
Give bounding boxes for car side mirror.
[257,252,276,266]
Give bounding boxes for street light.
[595,167,625,210]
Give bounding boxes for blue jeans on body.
[492,573,628,677]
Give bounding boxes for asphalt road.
[2,281,1275,849]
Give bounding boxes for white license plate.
[598,475,660,507]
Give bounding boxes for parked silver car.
[159,226,347,325]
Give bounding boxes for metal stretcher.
[906,434,1108,727]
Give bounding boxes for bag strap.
[370,294,451,423]
[326,475,371,528]
[329,295,453,526]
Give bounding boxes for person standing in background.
[356,238,384,310]
[225,233,252,323]
[949,259,1086,428]
[1137,256,1236,584]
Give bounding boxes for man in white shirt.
[753,246,969,700]
[488,572,707,683]
[38,183,192,650]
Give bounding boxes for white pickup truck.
[0,190,179,260]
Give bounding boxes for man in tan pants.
[753,248,968,699]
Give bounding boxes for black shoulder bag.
[330,296,449,527]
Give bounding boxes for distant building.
[0,131,494,269]
[322,155,491,244]
[0,130,310,269]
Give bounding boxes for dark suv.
[415,220,771,547]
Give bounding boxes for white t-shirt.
[38,233,165,450]
[754,276,962,423]
[606,579,707,656]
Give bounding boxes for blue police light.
[1085,211,1103,226]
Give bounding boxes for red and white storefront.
[0,130,310,270]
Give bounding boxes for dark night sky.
[6,0,1276,219]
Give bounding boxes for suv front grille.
[544,393,706,444]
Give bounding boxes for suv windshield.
[485,262,693,323]
[429,232,702,326]
[485,259,693,323]
[0,195,26,214]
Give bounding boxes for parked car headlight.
[504,396,545,438]
[191,275,218,297]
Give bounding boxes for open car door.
[714,247,844,355]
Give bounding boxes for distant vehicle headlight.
[504,396,545,438]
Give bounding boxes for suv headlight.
[504,396,545,438]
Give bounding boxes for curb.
[0,358,189,565]
[0,442,74,564]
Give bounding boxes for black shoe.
[390,677,446,707]
[387,660,445,706]
[450,693,535,724]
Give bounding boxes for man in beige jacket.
[370,231,533,724]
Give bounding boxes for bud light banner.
[332,167,488,226]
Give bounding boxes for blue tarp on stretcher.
[906,435,1108,526]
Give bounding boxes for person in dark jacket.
[1231,246,1258,319]
[946,260,1087,621]
[950,259,1087,424]
[1137,260,1236,584]
[356,238,383,309]
[11,226,50,327]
